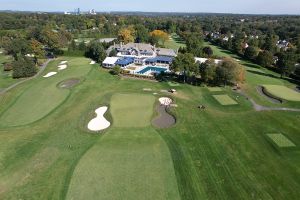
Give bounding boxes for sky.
[0,0,299,15]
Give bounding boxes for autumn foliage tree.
[118,27,135,44]
[29,39,45,58]
[149,30,169,45]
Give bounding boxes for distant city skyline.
[0,0,299,15]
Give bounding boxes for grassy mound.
[110,93,155,127]
[263,85,300,102]
[213,94,238,105]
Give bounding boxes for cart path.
[0,59,53,95]
[236,89,300,112]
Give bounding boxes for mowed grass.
[267,133,296,148]
[213,94,238,105]
[207,87,222,92]
[164,33,186,50]
[203,41,300,108]
[0,55,300,200]
[110,93,155,127]
[66,128,180,200]
[0,57,91,127]
[263,85,300,101]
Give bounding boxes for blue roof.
[115,57,134,65]
[145,56,174,63]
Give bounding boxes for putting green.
[267,133,296,148]
[0,57,91,126]
[110,93,155,127]
[207,87,222,92]
[66,128,180,200]
[213,94,238,105]
[263,85,300,101]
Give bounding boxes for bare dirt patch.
[58,78,81,89]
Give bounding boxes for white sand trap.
[60,61,68,65]
[43,72,57,78]
[58,64,68,70]
[90,61,96,65]
[159,97,173,106]
[87,106,111,131]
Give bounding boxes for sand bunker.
[152,105,176,128]
[58,64,67,70]
[87,106,111,131]
[159,97,172,106]
[43,72,57,78]
[60,61,68,65]
[90,61,96,65]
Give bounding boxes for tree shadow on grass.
[244,62,261,69]
[247,70,280,79]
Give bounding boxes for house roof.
[102,57,119,65]
[156,48,177,57]
[115,57,134,65]
[145,56,174,63]
[117,43,154,53]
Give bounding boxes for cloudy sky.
[0,0,299,14]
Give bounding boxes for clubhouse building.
[102,43,177,76]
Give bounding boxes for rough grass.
[0,54,19,89]
[267,133,296,148]
[213,94,238,105]
[168,81,180,87]
[263,85,300,102]
[66,128,180,200]
[110,93,155,127]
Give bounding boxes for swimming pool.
[136,66,168,75]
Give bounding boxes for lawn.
[213,94,238,105]
[110,93,155,127]
[0,55,300,200]
[263,85,300,102]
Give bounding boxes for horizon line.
[0,9,299,16]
